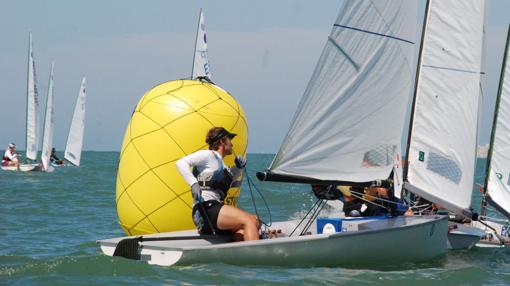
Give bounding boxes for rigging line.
[348,189,401,207]
[479,216,510,223]
[289,199,323,237]
[421,64,485,75]
[245,165,273,227]
[300,200,328,236]
[348,192,390,212]
[333,24,414,44]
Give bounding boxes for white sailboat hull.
[98,215,447,267]
[447,223,485,250]
[1,163,39,172]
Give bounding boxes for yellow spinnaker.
[116,79,248,235]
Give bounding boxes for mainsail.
[40,63,55,172]
[405,0,486,215]
[262,0,417,184]
[482,25,510,219]
[191,8,211,80]
[26,32,39,161]
[64,77,87,166]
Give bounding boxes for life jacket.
[197,168,233,201]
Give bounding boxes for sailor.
[2,143,20,168]
[176,126,260,241]
[312,184,397,217]
[50,148,64,165]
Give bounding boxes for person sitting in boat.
[176,126,260,241]
[343,186,392,217]
[2,143,20,168]
[312,184,400,217]
[50,148,64,165]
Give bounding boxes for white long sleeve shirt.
[176,150,242,203]
[176,150,227,202]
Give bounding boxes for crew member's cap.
[8,143,15,148]
[206,127,237,147]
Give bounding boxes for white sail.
[191,9,211,79]
[64,77,86,166]
[26,32,39,161]
[405,0,486,214]
[268,0,417,183]
[40,63,55,173]
[485,26,510,218]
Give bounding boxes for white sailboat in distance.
[40,62,55,173]
[2,32,39,172]
[191,8,211,80]
[63,77,86,166]
[98,0,448,268]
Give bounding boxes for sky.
[1,0,509,153]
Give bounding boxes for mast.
[403,0,430,183]
[190,8,202,79]
[480,24,510,217]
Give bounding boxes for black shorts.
[192,200,232,235]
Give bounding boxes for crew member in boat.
[312,184,404,217]
[50,148,64,165]
[341,186,392,217]
[2,143,20,168]
[176,126,260,241]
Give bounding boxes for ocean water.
[1,152,509,285]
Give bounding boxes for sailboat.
[40,62,56,173]
[2,33,40,172]
[59,77,87,167]
[403,0,486,249]
[472,24,510,247]
[98,1,448,267]
[191,8,211,80]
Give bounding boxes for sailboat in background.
[98,1,448,267]
[191,8,211,80]
[473,24,510,247]
[62,77,87,166]
[403,0,486,249]
[40,62,55,173]
[2,32,40,172]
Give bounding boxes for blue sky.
[1,0,509,152]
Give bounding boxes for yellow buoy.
[116,79,248,235]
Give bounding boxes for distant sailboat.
[403,0,486,249]
[474,24,510,247]
[191,8,211,80]
[2,32,39,172]
[40,63,55,173]
[63,77,87,166]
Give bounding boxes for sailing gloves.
[191,182,204,203]
[235,156,247,169]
